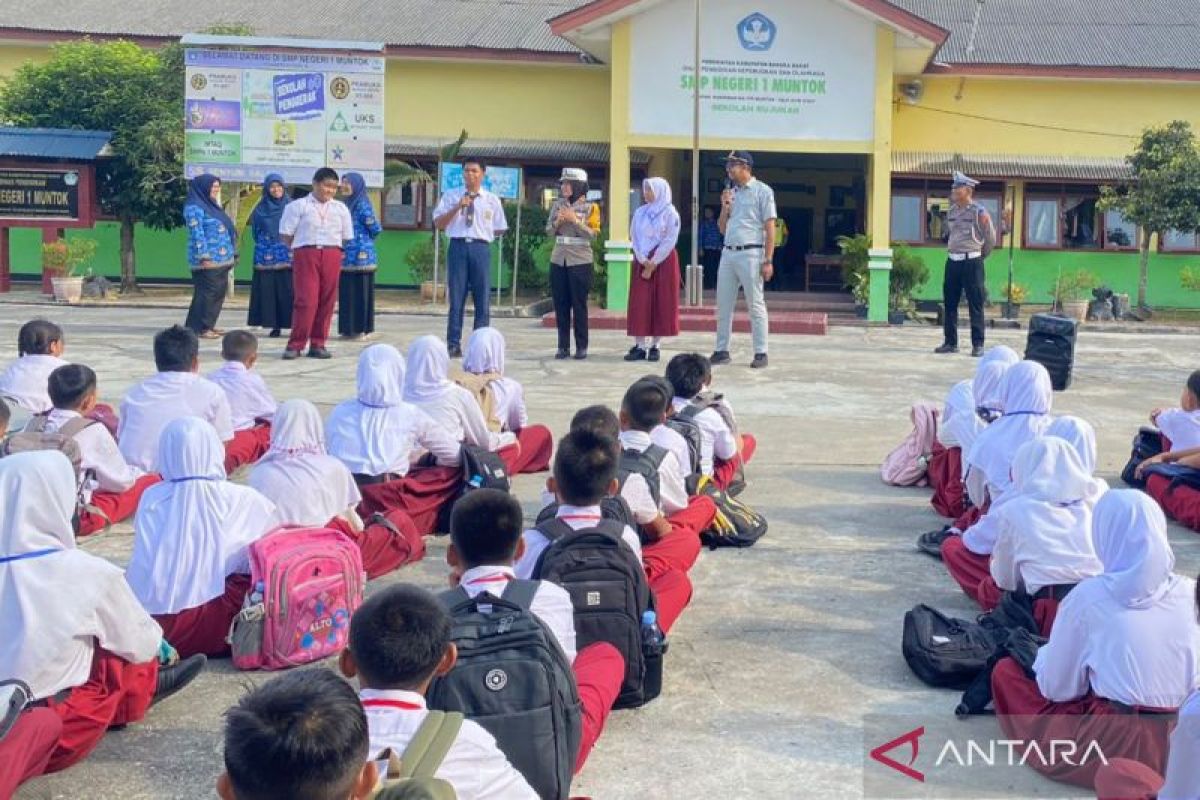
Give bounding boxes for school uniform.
[362,688,538,800]
[183,175,237,335]
[0,353,68,413]
[42,408,159,536]
[434,186,508,352]
[991,492,1200,790]
[326,345,462,534]
[206,360,277,473]
[651,422,694,481]
[0,708,61,796]
[1094,689,1200,800]
[671,395,751,486]
[1155,407,1200,451]
[279,192,355,354]
[338,173,381,338]
[459,565,625,773]
[117,371,235,473]
[929,380,980,519]
[545,195,596,355]
[627,177,681,343]
[246,173,294,333]
[0,451,162,774]
[127,418,279,658]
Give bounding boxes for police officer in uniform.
[935,171,997,357]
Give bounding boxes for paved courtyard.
[6,301,1199,800]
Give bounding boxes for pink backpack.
[229,526,365,671]
[881,403,940,487]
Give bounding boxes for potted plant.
[849,271,870,317]
[836,233,870,316]
[888,246,930,325]
[1001,283,1029,319]
[1052,269,1099,322]
[43,237,98,304]
[404,234,447,302]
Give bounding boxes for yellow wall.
[384,59,609,142]
[893,76,1200,157]
[0,44,49,78]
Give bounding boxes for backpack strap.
[535,517,575,543]
[500,578,539,610]
[643,444,668,469]
[397,710,464,780]
[22,413,49,434]
[57,416,99,439]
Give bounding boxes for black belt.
[451,238,490,245]
[352,472,403,487]
[1034,583,1076,602]
[724,243,763,251]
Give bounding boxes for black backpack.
[617,444,669,507]
[535,495,637,531]
[532,517,659,709]
[435,444,511,532]
[663,414,703,477]
[901,604,1008,690]
[427,581,582,800]
[691,474,768,549]
[1121,428,1165,489]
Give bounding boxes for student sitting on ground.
[991,491,1200,790]
[0,700,61,799]
[446,488,625,775]
[665,352,754,490]
[0,451,205,775]
[326,344,461,534]
[126,417,279,658]
[640,374,698,478]
[44,365,160,536]
[250,399,422,579]
[457,326,554,473]
[0,319,68,415]
[217,668,378,800]
[929,380,980,518]
[340,584,538,799]
[118,325,234,473]
[972,345,1020,420]
[206,330,277,474]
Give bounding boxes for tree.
[1100,121,1200,310]
[0,40,185,292]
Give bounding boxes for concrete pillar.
[605,18,633,311]
[868,247,893,323]
[868,28,895,324]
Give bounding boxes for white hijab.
[939,380,984,456]
[966,360,1054,496]
[631,177,680,264]
[326,344,413,476]
[249,399,361,527]
[972,360,1011,420]
[404,335,453,404]
[1091,491,1180,609]
[463,327,506,375]
[127,417,278,614]
[1047,415,1099,476]
[980,345,1020,370]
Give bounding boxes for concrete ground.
[7,303,1199,800]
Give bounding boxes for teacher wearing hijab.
[625,177,681,362]
[338,172,382,341]
[183,174,238,339]
[246,174,293,338]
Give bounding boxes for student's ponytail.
[17,319,64,357]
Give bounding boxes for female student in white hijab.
[991,490,1200,790]
[625,177,682,363]
[326,344,462,535]
[126,417,279,659]
[0,451,204,775]
[941,360,1054,596]
[928,380,980,519]
[456,326,554,474]
[250,399,423,579]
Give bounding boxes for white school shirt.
[44,408,145,501]
[206,361,277,431]
[411,385,516,452]
[1159,689,1200,800]
[1156,407,1200,451]
[434,187,508,241]
[651,423,693,479]
[619,430,688,515]
[361,688,537,800]
[0,354,68,413]
[489,376,528,432]
[671,396,738,476]
[989,501,1103,595]
[516,504,643,579]
[117,371,234,472]
[459,565,577,663]
[278,194,354,249]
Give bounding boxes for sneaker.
[971,345,984,358]
[624,346,647,362]
[447,344,463,358]
[306,348,332,359]
[647,347,661,362]
[152,654,206,707]
[934,344,959,354]
[916,527,953,558]
[751,353,768,369]
[709,350,732,365]
[282,349,302,360]
[555,349,570,360]
[573,350,588,360]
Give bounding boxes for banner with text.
[0,168,81,221]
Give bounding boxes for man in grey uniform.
[713,150,775,369]
[936,171,997,358]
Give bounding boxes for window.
[1025,199,1060,246]
[890,194,923,242]
[1102,209,1139,249]
[1162,229,1200,252]
[1024,183,1137,251]
[383,180,432,229]
[1062,195,1099,249]
[889,179,1006,246]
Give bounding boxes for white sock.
[650,337,662,348]
[636,337,647,348]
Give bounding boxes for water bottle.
[640,610,667,701]
[249,581,265,606]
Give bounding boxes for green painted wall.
[907,246,1200,308]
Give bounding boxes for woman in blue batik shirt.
[338,172,382,340]
[183,174,237,339]
[246,174,293,338]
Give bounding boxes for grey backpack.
[1,414,94,480]
[373,710,462,800]
[617,444,669,507]
[427,580,581,800]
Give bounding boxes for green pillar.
[867,247,893,324]
[604,240,633,312]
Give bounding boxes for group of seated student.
[1128,369,1200,533]
[911,346,1200,799]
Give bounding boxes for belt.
[555,236,589,246]
[948,251,982,261]
[1033,583,1076,602]
[352,472,403,486]
[452,237,490,245]
[296,244,342,251]
[724,243,763,251]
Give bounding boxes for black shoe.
[750,353,768,369]
[447,344,463,358]
[710,350,732,365]
[934,344,959,354]
[647,347,661,362]
[624,346,647,362]
[282,348,301,360]
[306,348,332,359]
[268,328,281,338]
[555,349,570,360]
[917,527,953,559]
[573,350,588,360]
[152,654,206,707]
[971,345,984,358]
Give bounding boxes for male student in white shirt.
[118,325,234,473]
[446,489,624,775]
[339,584,538,800]
[207,330,277,473]
[44,364,159,536]
[665,352,755,489]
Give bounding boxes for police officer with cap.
[936,171,997,357]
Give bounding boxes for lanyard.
[0,548,57,564]
[463,572,512,588]
[362,698,424,711]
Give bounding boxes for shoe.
[152,654,206,707]
[268,328,281,338]
[210,328,226,336]
[709,350,732,365]
[971,345,984,358]
[447,344,463,358]
[573,350,588,360]
[934,344,959,354]
[624,346,647,362]
[750,353,768,369]
[282,349,301,360]
[917,527,953,559]
[555,349,570,360]
[199,330,221,340]
[306,348,332,359]
[647,347,661,362]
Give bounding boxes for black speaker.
[1025,313,1078,391]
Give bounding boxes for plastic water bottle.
[641,610,666,700]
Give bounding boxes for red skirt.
[498,425,554,476]
[223,423,272,475]
[928,446,967,519]
[328,510,425,580]
[357,465,463,536]
[78,474,162,537]
[0,708,61,794]
[153,574,252,658]
[1146,473,1200,533]
[1093,758,1164,800]
[626,250,681,338]
[941,535,992,602]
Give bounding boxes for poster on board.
[184,47,385,186]
[439,163,522,200]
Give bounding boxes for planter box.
[888,310,907,325]
[420,280,446,303]
[1001,302,1021,319]
[51,275,84,305]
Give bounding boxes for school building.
[1,0,1200,313]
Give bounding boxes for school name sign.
[0,168,80,220]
